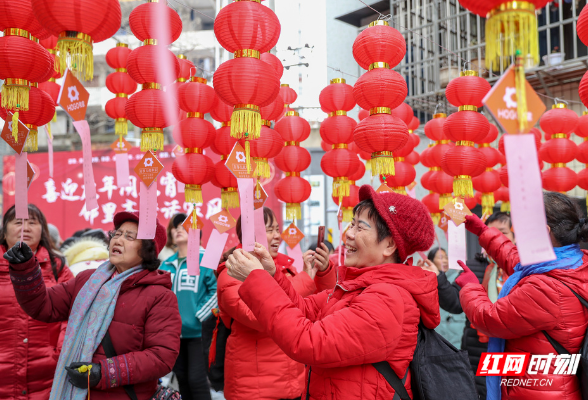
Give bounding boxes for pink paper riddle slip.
[237,178,255,251]
[187,228,201,276]
[15,152,28,219]
[115,153,130,188]
[72,120,98,211]
[447,220,466,270]
[287,243,304,273]
[254,207,269,250]
[44,126,53,178]
[177,181,185,193]
[201,229,229,271]
[504,134,555,265]
[137,181,158,240]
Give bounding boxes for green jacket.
[160,250,217,339]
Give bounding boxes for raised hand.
[4,242,34,266]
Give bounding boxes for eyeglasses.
[108,230,137,241]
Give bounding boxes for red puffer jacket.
[0,246,73,400]
[10,256,181,400]
[217,252,336,400]
[460,228,588,400]
[239,260,441,400]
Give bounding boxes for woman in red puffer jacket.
[217,207,336,400]
[457,192,588,400]
[0,205,73,400]
[224,186,440,399]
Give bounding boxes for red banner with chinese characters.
[3,145,282,250]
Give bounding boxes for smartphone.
[317,226,325,249]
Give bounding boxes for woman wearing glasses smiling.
[5,211,182,400]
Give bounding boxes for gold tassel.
[392,186,407,195]
[343,207,354,222]
[185,185,203,204]
[365,159,372,171]
[140,130,164,152]
[439,194,452,210]
[286,203,302,221]
[221,189,240,209]
[333,178,350,199]
[115,119,128,136]
[191,208,199,230]
[52,112,57,123]
[371,156,395,177]
[57,35,94,81]
[253,158,270,179]
[1,85,29,111]
[231,107,261,140]
[23,129,38,152]
[453,175,474,198]
[482,193,495,216]
[486,3,538,71]
[12,111,19,142]
[245,140,251,174]
[431,213,441,226]
[501,201,511,213]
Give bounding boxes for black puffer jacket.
[437,254,488,399]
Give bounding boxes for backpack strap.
[542,279,588,355]
[372,362,410,400]
[102,331,139,400]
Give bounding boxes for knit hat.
[112,211,167,255]
[358,185,435,262]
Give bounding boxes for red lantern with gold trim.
[105,43,136,138]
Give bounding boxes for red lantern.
[274,145,311,173]
[352,20,408,177]
[358,108,369,121]
[274,176,312,220]
[210,95,233,124]
[321,147,361,198]
[494,185,511,212]
[275,111,311,142]
[261,52,284,79]
[441,71,490,197]
[105,43,136,137]
[246,124,283,179]
[32,0,122,80]
[539,103,579,193]
[10,86,54,152]
[319,78,356,113]
[210,124,239,209]
[430,170,454,209]
[213,0,281,170]
[334,183,360,222]
[381,161,416,195]
[172,153,214,204]
[280,84,297,106]
[126,2,181,151]
[472,169,501,215]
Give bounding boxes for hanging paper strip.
[254,207,269,250]
[72,120,98,211]
[15,152,28,219]
[115,153,130,188]
[237,178,255,251]
[44,126,54,178]
[137,181,158,239]
[187,228,201,276]
[407,185,416,199]
[447,220,466,270]
[177,181,185,193]
[287,243,304,273]
[201,229,229,271]
[505,134,555,265]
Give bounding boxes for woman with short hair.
[6,211,181,400]
[0,204,74,400]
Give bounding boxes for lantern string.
[327,66,359,78]
[168,0,215,21]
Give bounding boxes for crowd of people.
[1,186,588,400]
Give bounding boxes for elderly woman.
[0,204,73,400]
[225,186,440,399]
[6,211,181,400]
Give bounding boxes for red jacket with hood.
[217,251,336,400]
[238,260,440,400]
[460,227,588,400]
[0,246,73,400]
[9,256,181,400]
